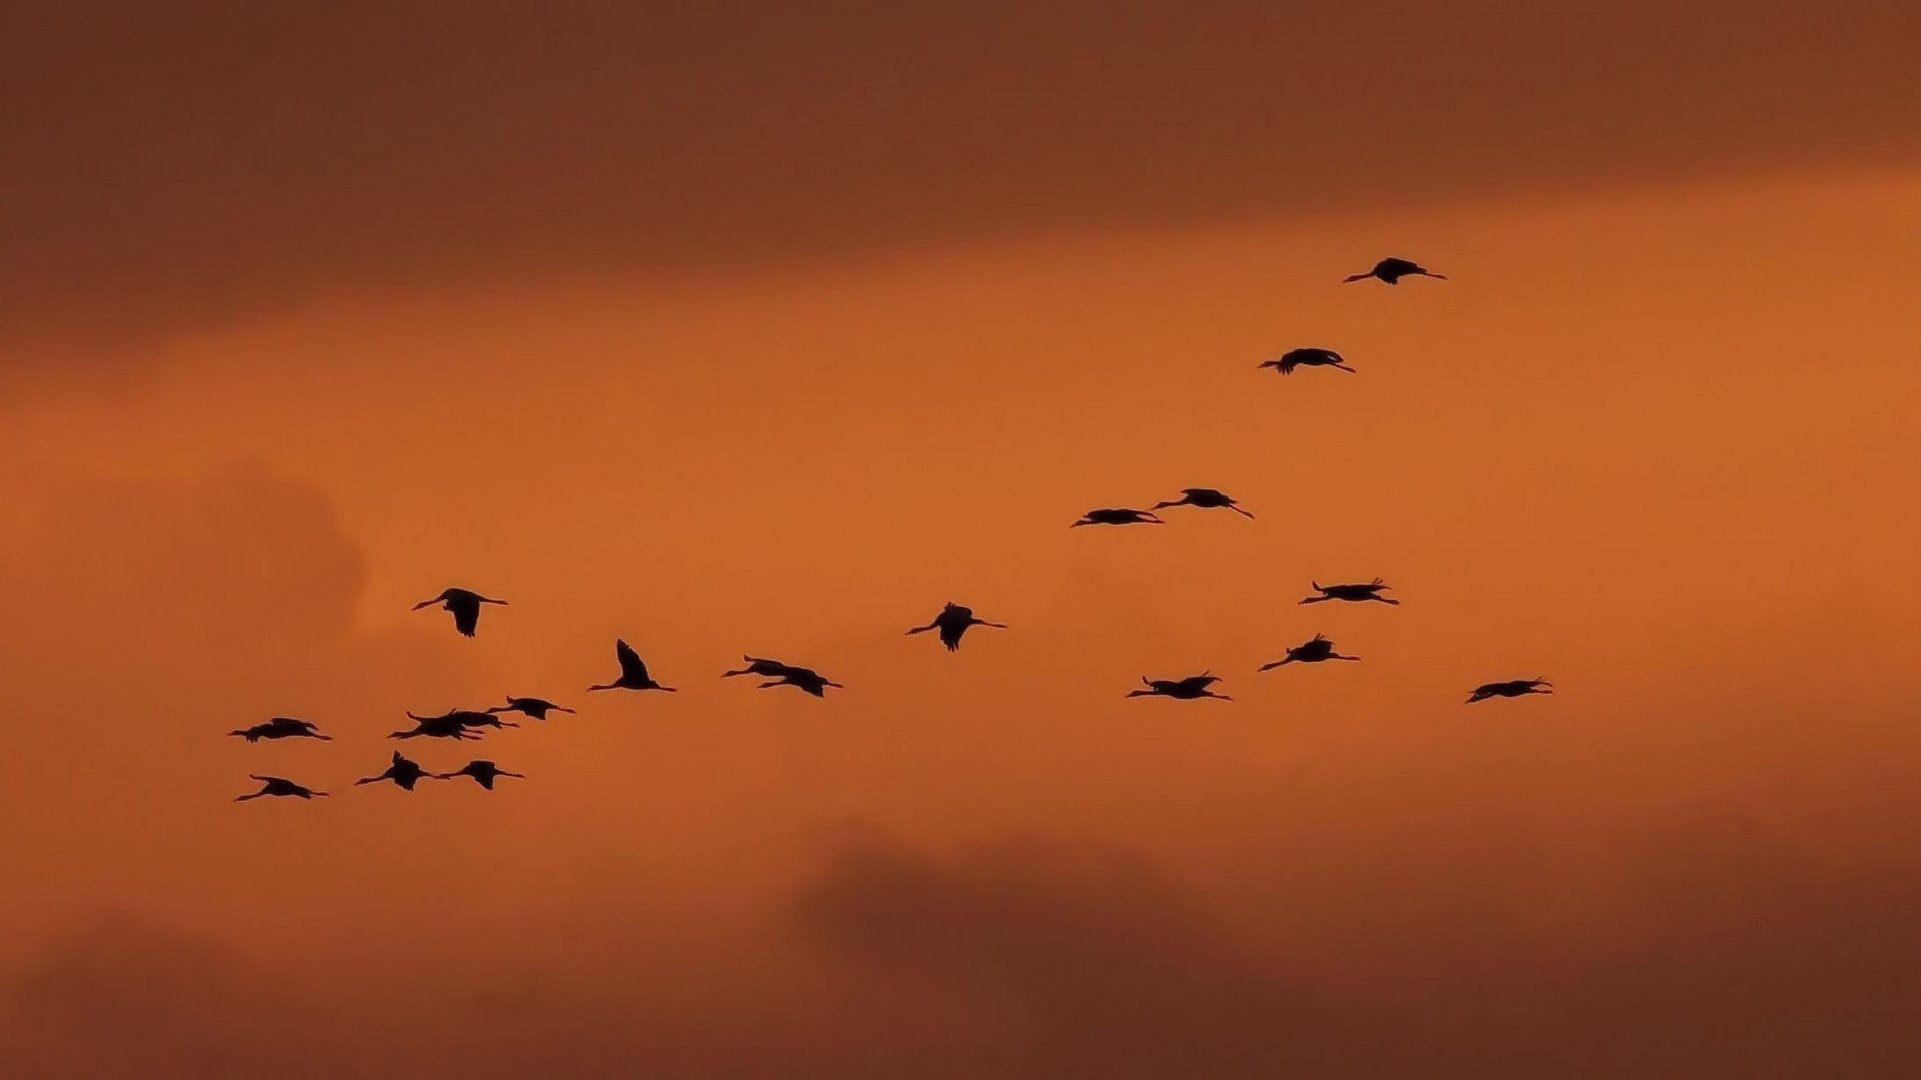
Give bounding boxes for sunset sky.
[5,4,1921,1076]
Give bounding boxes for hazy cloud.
[6,1,1919,359]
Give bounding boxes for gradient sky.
[4,6,1921,1078]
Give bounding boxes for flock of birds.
[232,256,1552,803]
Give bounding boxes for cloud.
[6,823,1920,1078]
[5,1,1918,362]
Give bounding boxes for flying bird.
[356,751,430,791]
[1126,674,1232,701]
[1343,257,1446,285]
[412,587,508,637]
[388,711,488,741]
[434,760,526,790]
[489,696,575,722]
[906,603,1008,652]
[1258,348,1355,376]
[1149,488,1255,518]
[588,640,677,693]
[722,656,797,679]
[1071,508,1165,528]
[1300,579,1400,606]
[1259,634,1358,670]
[1466,678,1554,703]
[228,717,332,742]
[234,775,327,802]
[758,665,844,698]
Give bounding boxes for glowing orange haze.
[3,172,1920,1076]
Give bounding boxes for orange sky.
[4,7,1921,1077]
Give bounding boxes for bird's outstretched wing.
[616,639,647,680]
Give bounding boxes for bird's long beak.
[411,599,438,610]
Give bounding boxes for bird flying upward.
[1149,488,1255,518]
[1343,257,1446,285]
[588,640,677,692]
[412,587,507,637]
[1300,579,1400,605]
[1258,634,1358,670]
[1258,348,1355,376]
[234,775,327,801]
[1125,674,1232,701]
[906,603,1008,652]
[228,717,332,742]
[1466,678,1554,703]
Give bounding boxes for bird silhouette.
[1126,674,1232,701]
[234,775,328,801]
[434,760,526,790]
[758,665,844,697]
[356,751,430,790]
[412,587,507,637]
[1258,634,1358,670]
[588,640,677,692]
[388,710,490,741]
[1071,508,1165,528]
[1466,678,1554,703]
[1343,257,1446,285]
[1300,579,1400,605]
[1258,348,1355,376]
[228,717,332,742]
[906,603,1009,652]
[721,655,796,679]
[1149,488,1255,518]
[490,696,575,721]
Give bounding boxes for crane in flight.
[1258,634,1358,670]
[1300,579,1400,606]
[1466,678,1554,703]
[489,696,575,721]
[1072,508,1165,528]
[1343,257,1446,285]
[906,603,1008,652]
[412,587,508,637]
[588,640,677,693]
[1258,348,1355,376]
[434,760,527,790]
[1126,674,1232,702]
[228,717,332,742]
[356,752,431,791]
[1149,488,1255,518]
[234,776,327,802]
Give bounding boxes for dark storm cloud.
[7,827,1921,1078]
[4,1,1918,359]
